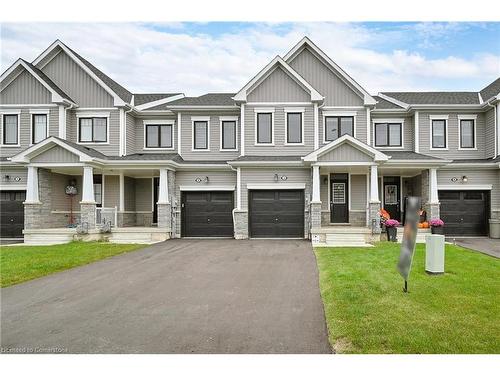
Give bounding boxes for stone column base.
[425,202,440,220]
[80,202,97,229]
[157,203,172,232]
[369,201,382,234]
[24,202,43,230]
[310,202,322,230]
[233,210,248,239]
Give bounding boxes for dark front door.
[0,191,25,238]
[181,191,234,237]
[249,190,304,238]
[153,177,159,224]
[439,190,489,236]
[383,176,401,221]
[330,174,348,223]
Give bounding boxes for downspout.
[229,164,241,238]
[63,102,75,139]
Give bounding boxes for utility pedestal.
[425,234,445,275]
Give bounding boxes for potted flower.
[384,219,400,242]
[429,218,445,235]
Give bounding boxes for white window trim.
[219,116,239,152]
[254,110,275,146]
[143,119,175,151]
[372,118,405,150]
[29,110,50,146]
[191,116,210,152]
[429,115,449,151]
[0,111,21,147]
[457,114,478,151]
[322,111,357,144]
[76,112,110,145]
[284,109,305,146]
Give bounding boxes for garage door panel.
[438,190,488,236]
[1,191,25,238]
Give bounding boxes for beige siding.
[247,66,310,102]
[31,145,80,163]
[124,177,135,211]
[41,49,114,107]
[485,108,496,158]
[319,108,367,144]
[135,178,153,212]
[318,143,373,162]
[288,46,364,106]
[51,173,82,211]
[350,174,367,210]
[134,115,177,154]
[371,114,414,151]
[244,105,315,156]
[1,69,52,104]
[320,174,329,210]
[126,113,136,155]
[103,175,119,208]
[180,111,240,160]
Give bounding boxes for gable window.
[256,112,273,144]
[459,118,475,149]
[79,117,107,143]
[286,112,303,144]
[2,114,19,146]
[374,122,402,147]
[324,116,354,142]
[32,114,48,144]
[221,120,237,150]
[431,118,447,149]
[193,120,209,150]
[145,124,173,149]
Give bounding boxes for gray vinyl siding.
[0,70,52,104]
[350,174,367,211]
[418,112,486,159]
[66,109,120,156]
[0,167,27,189]
[320,174,329,210]
[103,175,119,208]
[134,115,177,154]
[51,172,82,211]
[318,143,372,162]
[371,114,414,151]
[319,108,367,144]
[247,66,310,103]
[288,46,364,106]
[126,113,136,155]
[124,177,135,211]
[437,168,500,217]
[244,105,314,155]
[41,50,114,107]
[135,178,153,212]
[240,167,310,211]
[31,145,79,163]
[179,112,240,160]
[485,108,496,158]
[175,170,236,205]
[48,107,59,137]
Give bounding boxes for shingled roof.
[167,93,237,107]
[133,93,183,106]
[381,92,480,105]
[373,95,404,109]
[480,78,500,101]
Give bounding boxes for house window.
[431,119,447,149]
[2,114,18,145]
[79,117,107,143]
[221,121,237,150]
[256,113,273,144]
[460,119,475,149]
[145,124,173,148]
[93,175,102,207]
[286,112,302,144]
[32,114,48,144]
[193,121,208,150]
[325,116,353,142]
[374,123,402,147]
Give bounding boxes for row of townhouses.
[1,37,499,245]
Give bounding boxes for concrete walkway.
[448,237,500,258]
[0,239,331,354]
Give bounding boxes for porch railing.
[96,206,118,227]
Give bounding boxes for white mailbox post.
[425,234,445,274]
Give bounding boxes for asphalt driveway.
[448,237,500,258]
[0,239,331,354]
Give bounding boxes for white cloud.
[1,22,498,96]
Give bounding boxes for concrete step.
[325,233,372,247]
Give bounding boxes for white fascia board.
[9,137,93,163]
[228,161,304,167]
[283,37,376,105]
[134,94,185,111]
[376,93,409,109]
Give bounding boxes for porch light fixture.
[195,177,202,183]
[462,175,468,183]
[274,174,279,182]
[451,177,458,182]
[204,176,209,183]
[280,175,288,181]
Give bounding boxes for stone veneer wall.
[24,168,55,229]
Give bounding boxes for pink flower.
[384,219,400,227]
[429,218,445,227]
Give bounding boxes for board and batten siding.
[31,145,79,163]
[319,108,367,145]
[179,112,240,161]
[134,115,177,154]
[418,112,486,159]
[0,70,52,104]
[370,114,414,151]
[247,66,310,103]
[41,49,114,107]
[318,143,372,162]
[288,46,364,107]
[484,108,496,159]
[244,105,315,156]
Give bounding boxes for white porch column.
[240,103,245,156]
[158,168,170,204]
[313,103,319,150]
[81,166,95,203]
[58,104,67,139]
[370,165,379,202]
[236,167,241,210]
[312,165,321,203]
[429,168,439,204]
[25,166,40,203]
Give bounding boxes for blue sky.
[1,22,499,95]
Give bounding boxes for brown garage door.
[249,190,304,238]
[439,190,489,236]
[1,191,25,238]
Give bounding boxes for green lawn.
[315,243,500,354]
[0,241,144,287]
